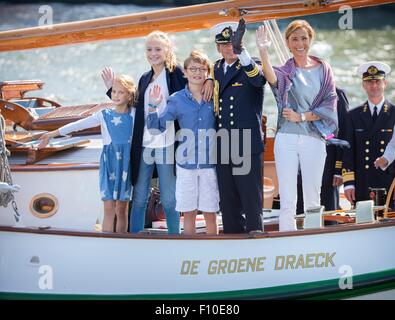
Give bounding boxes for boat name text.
[180,252,336,275]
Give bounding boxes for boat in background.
[0,80,111,133]
[1,0,395,300]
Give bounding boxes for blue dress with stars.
[100,109,133,201]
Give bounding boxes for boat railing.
[384,177,395,219]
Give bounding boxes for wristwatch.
[300,113,306,122]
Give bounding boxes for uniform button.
[230,96,234,100]
[380,148,384,152]
[365,157,369,161]
[230,113,234,117]
[219,123,222,128]
[230,121,234,125]
[381,140,385,145]
[365,149,369,153]
[219,99,223,102]
[230,105,234,109]
[199,118,201,121]
[219,107,222,111]
[365,165,369,169]
[219,115,222,119]
[365,141,370,145]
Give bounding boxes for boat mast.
[0,0,393,52]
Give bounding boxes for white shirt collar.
[368,97,385,115]
[223,60,236,73]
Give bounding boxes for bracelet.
[148,103,158,109]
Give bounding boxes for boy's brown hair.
[183,50,212,74]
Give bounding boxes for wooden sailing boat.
[1,0,395,300]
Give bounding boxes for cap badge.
[367,66,378,75]
[221,28,230,39]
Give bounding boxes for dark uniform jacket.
[214,58,266,158]
[107,66,186,186]
[322,88,350,187]
[343,99,395,201]
[213,57,266,233]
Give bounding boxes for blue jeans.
[130,147,180,234]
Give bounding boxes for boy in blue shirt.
[147,50,219,235]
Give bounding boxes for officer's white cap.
[357,61,391,80]
[210,21,239,43]
[210,21,238,35]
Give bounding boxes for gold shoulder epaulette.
[211,65,220,116]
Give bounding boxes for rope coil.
[0,113,14,207]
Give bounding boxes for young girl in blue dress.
[38,75,137,233]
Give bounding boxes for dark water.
[0,2,394,130]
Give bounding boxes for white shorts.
[175,165,220,213]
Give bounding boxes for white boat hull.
[0,169,102,230]
[1,222,395,299]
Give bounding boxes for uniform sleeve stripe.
[245,66,259,77]
[342,172,355,183]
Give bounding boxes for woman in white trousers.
[256,20,338,231]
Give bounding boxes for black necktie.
[225,65,230,74]
[372,106,378,122]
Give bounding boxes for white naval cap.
[210,21,239,43]
[357,61,391,80]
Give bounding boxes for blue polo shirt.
[147,85,216,169]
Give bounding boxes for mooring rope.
[0,113,14,207]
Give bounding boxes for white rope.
[263,19,291,65]
[270,19,292,61]
[0,114,14,207]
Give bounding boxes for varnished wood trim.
[1,219,394,240]
[11,163,99,172]
[264,137,275,161]
[0,0,392,52]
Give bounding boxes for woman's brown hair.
[285,20,315,41]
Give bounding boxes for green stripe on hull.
[2,268,395,300]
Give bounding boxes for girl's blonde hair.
[285,19,316,41]
[146,31,177,72]
[113,75,138,108]
[184,50,212,74]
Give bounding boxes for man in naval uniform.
[343,61,395,207]
[210,19,266,233]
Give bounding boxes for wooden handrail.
[384,177,395,218]
[0,0,392,52]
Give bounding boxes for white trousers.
[175,165,220,213]
[274,133,326,231]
